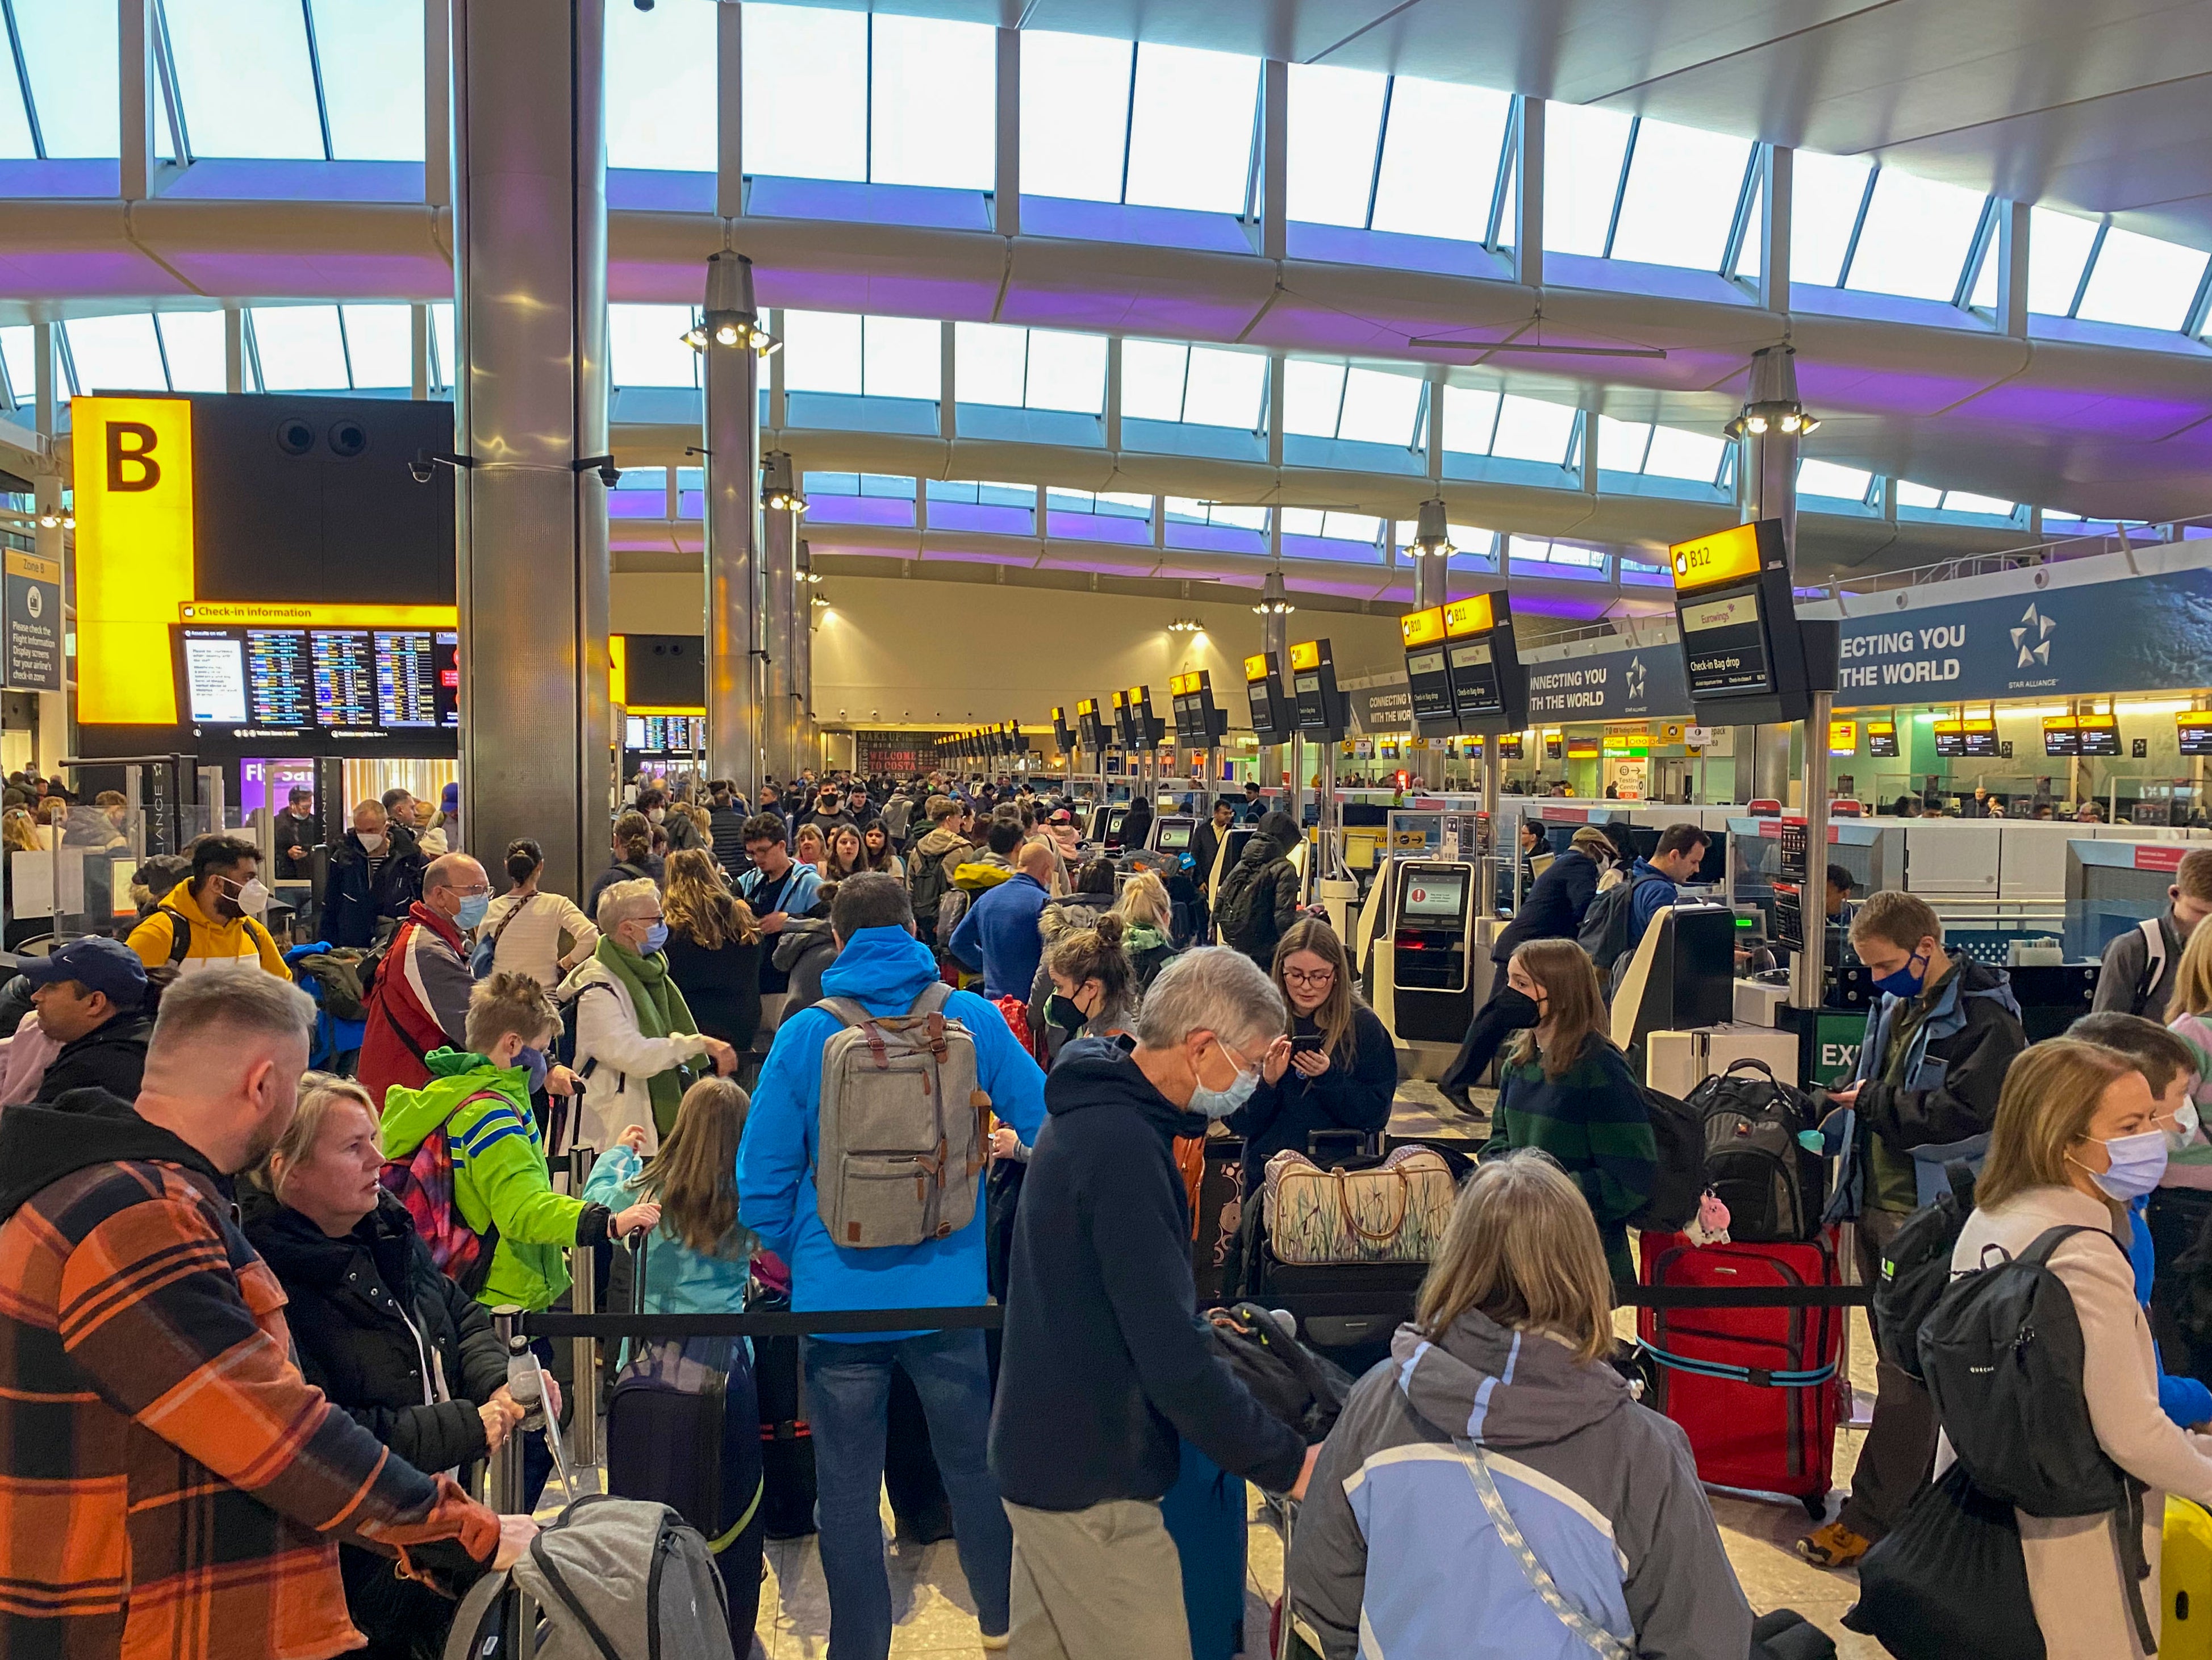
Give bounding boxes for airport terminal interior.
[15,1,2212,1656]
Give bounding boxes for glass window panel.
[1798,458,1872,501]
[1179,346,1266,428]
[1489,394,1576,463]
[1370,77,1510,243]
[954,322,1028,407]
[1607,119,1751,269]
[14,0,118,157]
[1735,175,1763,280]
[1321,511,1380,542]
[1124,43,1259,213]
[1895,479,1943,508]
[0,327,29,406]
[608,303,700,388]
[1542,102,1632,257]
[1549,543,1605,567]
[1968,231,1998,310]
[1287,64,1385,227]
[2076,226,2210,331]
[782,310,862,395]
[606,0,715,171]
[861,474,913,498]
[157,312,227,391]
[1594,415,1650,471]
[1507,535,1552,562]
[1791,150,1873,287]
[0,35,34,158]
[1942,490,2015,516]
[742,4,865,181]
[861,316,941,401]
[2026,208,2100,315]
[1279,507,1324,537]
[64,314,166,393]
[166,0,323,159]
[804,471,859,496]
[309,0,425,162]
[430,303,454,390]
[1020,31,1130,203]
[341,305,412,388]
[1024,328,1106,414]
[1120,339,1188,421]
[251,306,349,390]
[1337,368,1421,445]
[1439,385,1501,454]
[1846,169,1985,302]
[1281,360,1345,437]
[1643,424,1727,482]
[870,14,995,190]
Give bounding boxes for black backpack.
[1216,857,1273,955]
[1628,1084,1706,1233]
[1575,872,1667,975]
[1204,1302,1354,1442]
[1689,1058,1825,1242]
[1916,1223,2155,1651]
[1871,1161,1977,1382]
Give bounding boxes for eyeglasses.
[1283,967,1335,988]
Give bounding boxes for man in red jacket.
[358,853,491,1104]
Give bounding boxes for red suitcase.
[1637,1229,1844,1517]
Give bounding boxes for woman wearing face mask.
[1946,1038,2212,1659]
[1228,917,1394,1196]
[558,878,740,1153]
[1479,938,1656,1292]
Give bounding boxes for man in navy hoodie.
[739,874,1047,1659]
[949,836,1055,998]
[991,946,1317,1659]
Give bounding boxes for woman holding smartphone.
[1228,916,1397,1195]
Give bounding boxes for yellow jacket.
[127,880,289,978]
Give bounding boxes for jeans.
[1837,1208,1937,1542]
[803,1328,1013,1659]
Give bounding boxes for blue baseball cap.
[21,936,150,1006]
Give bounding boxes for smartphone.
[1292,1033,1325,1054]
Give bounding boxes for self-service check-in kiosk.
[1368,859,1483,1079]
[1149,815,1196,858]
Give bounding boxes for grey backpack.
[441,1495,734,1660]
[815,983,991,1249]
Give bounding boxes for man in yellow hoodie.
[126,834,290,978]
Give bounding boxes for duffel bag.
[1262,1145,1457,1267]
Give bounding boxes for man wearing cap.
[23,937,156,1105]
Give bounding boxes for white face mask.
[647,808,666,824]
[357,831,385,853]
[235,877,272,915]
[2167,1098,2202,1155]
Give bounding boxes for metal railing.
[1829,512,2212,597]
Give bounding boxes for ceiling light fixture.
[1723,400,1820,441]
[1167,617,1203,633]
[682,252,780,357]
[762,451,807,514]
[1252,568,1296,616]
[1409,497,1454,560]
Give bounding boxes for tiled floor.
[742,1308,1890,1657]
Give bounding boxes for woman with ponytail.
[480,836,600,990]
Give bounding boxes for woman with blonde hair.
[584,1077,766,1635]
[1227,915,1393,1194]
[660,848,764,1059]
[1112,869,1182,990]
[794,820,828,875]
[1482,937,1656,1289]
[1942,1038,2212,1658]
[2167,919,2212,1134]
[1286,1149,1752,1659]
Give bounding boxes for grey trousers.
[1004,1498,1194,1660]
[1838,1206,1939,1541]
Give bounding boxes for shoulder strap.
[909,981,954,1019]
[157,905,193,965]
[2018,1222,2128,1270]
[2137,916,2169,1007]
[439,1567,512,1660]
[486,892,535,951]
[1456,1441,1632,1660]
[816,996,873,1031]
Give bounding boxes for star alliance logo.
[2010,603,2055,669]
[1626,656,1648,702]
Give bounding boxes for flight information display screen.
[1405,646,1454,723]
[2179,716,2212,757]
[2079,716,2119,756]
[1867,721,1900,758]
[1678,589,1772,696]
[1246,677,1278,735]
[174,623,456,733]
[182,630,248,724]
[312,631,378,727]
[1447,636,1503,718]
[245,629,314,726]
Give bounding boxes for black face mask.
[1045,992,1088,1032]
[1494,985,1544,1029]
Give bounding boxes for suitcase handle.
[1332,1165,1412,1246]
[1636,1338,1837,1390]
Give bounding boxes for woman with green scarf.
[561,877,740,1153]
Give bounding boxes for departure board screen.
[436,632,460,727]
[183,630,248,724]
[245,629,314,726]
[625,716,648,750]
[312,630,378,727]
[374,630,444,727]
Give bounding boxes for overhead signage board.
[4,549,63,691]
[1667,518,1820,725]
[1439,588,1526,733]
[1289,639,1348,738]
[1400,606,1455,728]
[1243,652,1292,744]
[1670,522,1767,592]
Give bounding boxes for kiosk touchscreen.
[1388,860,1480,1046]
[1149,815,1196,856]
[1244,652,1293,745]
[1442,591,1529,735]
[1667,520,1831,726]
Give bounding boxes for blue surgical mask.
[643,922,670,954]
[2074,1129,2169,1202]
[1872,946,1931,1000]
[456,891,491,931]
[516,1044,549,1093]
[1188,1040,1260,1120]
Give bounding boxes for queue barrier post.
[568,1147,599,1469]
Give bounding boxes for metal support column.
[702,252,765,802]
[793,540,816,774]
[763,454,798,786]
[1480,746,1500,919]
[453,0,612,905]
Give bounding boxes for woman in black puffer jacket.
[242,1074,521,1660]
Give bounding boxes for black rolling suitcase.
[750,1280,819,1540]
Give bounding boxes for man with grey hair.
[990,946,1318,1660]
[0,966,532,1655]
[358,852,492,1102]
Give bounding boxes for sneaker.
[980,1633,1010,1652]
[1794,1519,1871,1569]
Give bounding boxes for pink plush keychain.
[1684,1190,1732,1248]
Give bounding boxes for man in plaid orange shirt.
[0,969,529,1659]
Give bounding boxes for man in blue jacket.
[948,837,1055,998]
[991,946,1316,1659]
[738,874,1045,1660]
